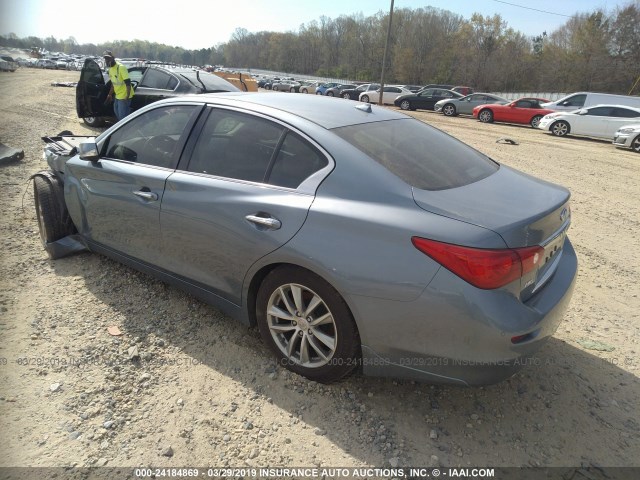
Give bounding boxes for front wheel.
[631,134,640,153]
[327,91,334,97]
[256,266,361,383]
[478,109,493,123]
[342,92,350,99]
[399,99,411,111]
[301,88,308,94]
[530,115,543,128]
[551,120,570,136]
[83,116,104,127]
[360,95,370,103]
[33,173,76,255]
[442,104,456,116]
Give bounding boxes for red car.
[473,97,553,128]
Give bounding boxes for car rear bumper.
[354,238,578,386]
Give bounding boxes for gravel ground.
[0,68,639,478]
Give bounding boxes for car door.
[415,89,436,109]
[76,59,113,119]
[64,104,201,264]
[571,107,614,136]
[159,107,331,304]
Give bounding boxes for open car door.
[76,59,114,120]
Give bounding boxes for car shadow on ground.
[49,253,640,470]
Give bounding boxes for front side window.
[515,100,533,108]
[103,105,197,168]
[333,119,498,191]
[562,94,586,107]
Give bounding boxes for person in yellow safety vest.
[103,50,134,121]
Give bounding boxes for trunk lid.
[412,165,571,298]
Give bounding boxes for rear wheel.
[530,115,543,128]
[301,88,308,94]
[33,174,76,253]
[551,120,570,137]
[442,104,456,116]
[478,109,493,123]
[256,266,361,383]
[632,134,640,153]
[327,91,334,97]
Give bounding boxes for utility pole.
[378,0,395,106]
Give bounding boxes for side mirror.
[78,140,100,162]
[510,103,516,108]
[578,109,588,115]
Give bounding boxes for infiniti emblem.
[560,207,568,222]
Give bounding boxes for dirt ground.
[0,68,638,477]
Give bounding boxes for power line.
[492,0,573,18]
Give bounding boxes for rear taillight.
[411,237,544,290]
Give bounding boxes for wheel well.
[245,262,360,345]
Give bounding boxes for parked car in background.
[300,81,323,94]
[541,92,640,111]
[36,59,57,69]
[361,86,413,105]
[324,84,357,97]
[452,86,474,96]
[76,58,239,127]
[35,93,576,386]
[394,88,463,111]
[435,93,509,116]
[340,83,380,100]
[613,124,640,153]
[316,82,340,95]
[538,105,640,139]
[400,85,423,93]
[473,97,553,128]
[271,79,301,92]
[0,55,18,71]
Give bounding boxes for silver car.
[34,93,577,386]
[613,124,640,152]
[435,93,509,116]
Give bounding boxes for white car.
[613,124,640,153]
[359,86,412,105]
[538,104,640,139]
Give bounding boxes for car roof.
[165,92,408,129]
[585,104,640,112]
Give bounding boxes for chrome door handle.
[245,215,282,230]
[133,190,158,201]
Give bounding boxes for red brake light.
[411,237,544,290]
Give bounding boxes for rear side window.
[333,119,498,191]
[562,94,586,107]
[268,133,328,189]
[141,69,174,89]
[613,108,640,118]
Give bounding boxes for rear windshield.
[179,72,240,92]
[333,119,498,190]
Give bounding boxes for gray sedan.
[435,93,509,116]
[34,93,577,386]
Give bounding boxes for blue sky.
[0,0,628,50]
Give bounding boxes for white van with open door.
[542,92,640,111]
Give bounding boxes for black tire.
[478,109,493,123]
[399,99,411,111]
[33,174,76,252]
[631,134,640,153]
[361,94,370,103]
[256,266,360,383]
[342,92,350,99]
[301,88,308,94]
[530,115,543,128]
[550,120,570,137]
[442,104,456,116]
[83,116,104,127]
[327,91,334,97]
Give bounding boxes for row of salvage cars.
[35,67,582,387]
[426,91,640,153]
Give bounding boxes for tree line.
[2,2,639,94]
